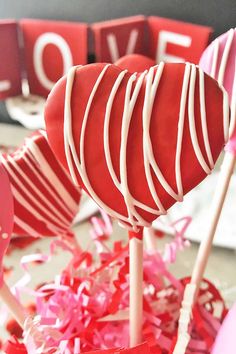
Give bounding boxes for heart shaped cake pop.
[0,165,14,286]
[115,54,155,73]
[45,62,229,230]
[1,131,81,238]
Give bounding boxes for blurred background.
[0,0,235,38]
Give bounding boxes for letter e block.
[148,16,212,64]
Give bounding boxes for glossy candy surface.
[1,131,81,237]
[45,62,229,230]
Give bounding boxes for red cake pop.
[45,62,229,231]
[45,62,229,346]
[115,54,155,73]
[1,131,81,238]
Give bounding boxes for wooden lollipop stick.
[144,227,157,251]
[0,281,27,327]
[129,229,143,347]
[191,150,236,295]
[173,149,236,354]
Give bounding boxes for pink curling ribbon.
[1,214,226,354]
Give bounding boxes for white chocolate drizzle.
[1,133,80,237]
[208,28,236,137]
[63,63,229,231]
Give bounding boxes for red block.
[92,15,146,63]
[20,19,88,97]
[148,16,212,64]
[0,20,22,100]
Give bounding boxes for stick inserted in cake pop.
[45,62,228,346]
[173,28,235,354]
[129,229,143,346]
[190,29,236,294]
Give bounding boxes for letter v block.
[148,16,212,64]
[92,16,146,63]
[0,20,22,100]
[20,19,88,97]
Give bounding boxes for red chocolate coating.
[45,63,227,228]
[115,54,155,73]
[2,131,80,238]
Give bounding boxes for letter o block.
[20,19,88,97]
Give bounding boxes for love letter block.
[20,19,88,97]
[0,20,22,100]
[148,16,212,64]
[92,15,146,63]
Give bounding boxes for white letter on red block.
[33,32,73,91]
[92,16,146,63]
[0,20,22,100]
[20,19,88,97]
[148,16,212,64]
[157,31,191,63]
[107,29,139,62]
